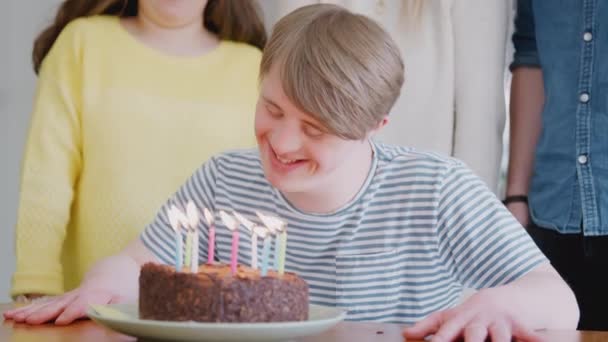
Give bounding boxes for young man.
[4,4,578,340]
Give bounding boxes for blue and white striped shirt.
[141,142,547,324]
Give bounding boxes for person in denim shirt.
[506,0,608,331]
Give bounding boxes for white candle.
[259,228,271,276]
[186,201,200,273]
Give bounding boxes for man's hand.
[402,289,543,342]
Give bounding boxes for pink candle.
[208,225,215,264]
[203,208,215,264]
[220,211,239,276]
[230,229,239,275]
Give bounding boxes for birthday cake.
[138,262,309,322]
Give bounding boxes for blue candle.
[261,234,271,276]
[168,207,183,271]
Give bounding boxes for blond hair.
[260,4,404,140]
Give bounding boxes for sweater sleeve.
[451,0,509,194]
[11,21,84,297]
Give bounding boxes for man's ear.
[368,115,389,138]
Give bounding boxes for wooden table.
[1,303,606,341]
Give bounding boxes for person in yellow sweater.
[11,0,266,300]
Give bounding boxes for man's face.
[254,66,365,194]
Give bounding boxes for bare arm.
[506,67,544,225]
[3,238,156,325]
[487,262,579,330]
[404,262,579,341]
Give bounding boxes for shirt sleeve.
[11,21,84,297]
[510,0,541,70]
[140,156,219,265]
[435,160,547,289]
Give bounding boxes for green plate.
[87,303,346,341]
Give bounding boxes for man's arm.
[506,67,544,225]
[487,262,579,329]
[505,0,544,225]
[3,238,156,325]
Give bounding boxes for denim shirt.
[511,0,608,236]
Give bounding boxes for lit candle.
[251,226,267,270]
[167,207,183,271]
[203,208,215,264]
[259,228,271,276]
[233,211,259,269]
[172,205,191,271]
[220,211,239,276]
[256,212,287,274]
[186,201,200,273]
[277,224,287,276]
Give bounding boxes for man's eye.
[266,106,283,118]
[304,125,324,138]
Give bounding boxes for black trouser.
[527,222,608,331]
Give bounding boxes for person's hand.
[402,289,543,342]
[3,284,133,325]
[507,202,530,227]
[4,272,138,325]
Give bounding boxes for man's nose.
[272,122,303,154]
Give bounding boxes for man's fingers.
[487,321,512,342]
[511,319,544,342]
[463,322,489,342]
[402,311,444,339]
[430,313,473,342]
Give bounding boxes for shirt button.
[578,155,588,165]
[583,31,593,42]
[580,92,590,103]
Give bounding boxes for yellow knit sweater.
[11,16,260,296]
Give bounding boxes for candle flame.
[253,226,268,239]
[186,201,199,229]
[203,208,214,225]
[171,205,191,232]
[167,207,180,233]
[233,211,255,233]
[255,211,286,233]
[220,210,237,231]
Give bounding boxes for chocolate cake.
[139,262,309,322]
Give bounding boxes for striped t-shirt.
[141,141,547,324]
